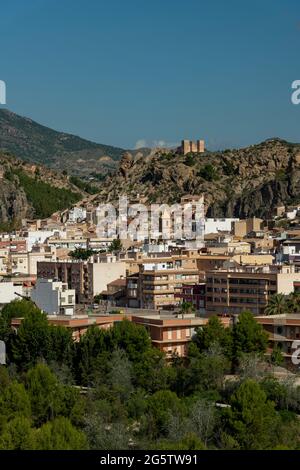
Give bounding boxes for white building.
[68,207,87,223]
[204,218,239,234]
[31,279,75,316]
[26,230,57,251]
[0,282,23,304]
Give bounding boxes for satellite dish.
[0,341,6,365]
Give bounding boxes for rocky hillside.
[0,109,126,177]
[0,152,84,228]
[95,138,300,218]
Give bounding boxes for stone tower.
[181,139,205,155]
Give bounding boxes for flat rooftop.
[257,313,300,320]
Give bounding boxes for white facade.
[143,243,174,253]
[204,218,239,234]
[283,245,296,255]
[31,279,75,316]
[286,210,297,220]
[0,282,23,304]
[27,231,57,251]
[68,207,87,223]
[47,238,87,250]
[143,262,172,271]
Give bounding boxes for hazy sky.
[1,0,300,150]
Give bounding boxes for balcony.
[143,288,174,294]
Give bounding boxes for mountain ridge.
[0,109,148,177]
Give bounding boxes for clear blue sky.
[1,0,300,150]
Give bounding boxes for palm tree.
[108,239,123,253]
[179,301,195,318]
[264,293,287,316]
[286,292,300,313]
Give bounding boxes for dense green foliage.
[12,169,81,218]
[222,159,238,176]
[108,239,123,253]
[197,164,219,182]
[0,218,21,233]
[0,300,300,450]
[265,292,300,315]
[90,173,107,181]
[184,154,196,166]
[69,248,94,260]
[69,176,98,195]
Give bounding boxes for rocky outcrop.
[0,179,32,223]
[119,152,134,178]
[0,152,85,226]
[96,138,300,217]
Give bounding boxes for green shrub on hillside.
[197,164,219,181]
[13,170,81,218]
[69,176,98,195]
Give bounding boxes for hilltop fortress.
[179,139,205,155]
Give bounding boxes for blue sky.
[1,0,300,149]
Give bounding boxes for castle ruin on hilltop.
[180,139,205,155]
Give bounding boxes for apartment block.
[174,283,206,311]
[256,314,300,361]
[37,259,126,304]
[37,260,92,303]
[132,315,207,357]
[125,251,236,309]
[139,257,200,310]
[206,264,300,316]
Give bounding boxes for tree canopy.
[0,299,299,450]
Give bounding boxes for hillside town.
[1,192,300,364]
[2,0,300,457]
